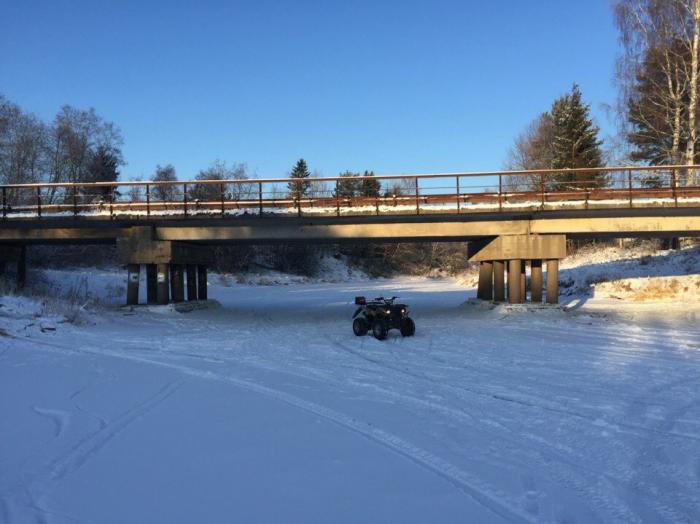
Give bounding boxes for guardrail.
[1,165,700,219]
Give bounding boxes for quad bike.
[352,296,416,340]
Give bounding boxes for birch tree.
[614,0,700,184]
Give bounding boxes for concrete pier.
[477,261,493,300]
[126,264,140,305]
[197,265,208,300]
[519,260,526,303]
[146,264,157,304]
[493,260,505,302]
[157,264,169,305]
[170,264,185,303]
[530,259,543,303]
[186,264,197,301]
[507,259,521,304]
[546,259,559,304]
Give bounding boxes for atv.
[352,296,416,340]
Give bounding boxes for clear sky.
[1,0,619,181]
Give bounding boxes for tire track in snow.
[47,380,183,480]
[10,334,534,524]
[326,337,674,523]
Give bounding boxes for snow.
[1,253,700,522]
[6,195,700,219]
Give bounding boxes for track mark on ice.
[32,407,69,439]
[13,334,534,523]
[48,380,183,480]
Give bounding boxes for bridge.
[1,165,699,306]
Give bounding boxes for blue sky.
[1,1,619,181]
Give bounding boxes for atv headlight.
[386,309,391,314]
[401,308,406,315]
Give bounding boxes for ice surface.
[1,260,699,522]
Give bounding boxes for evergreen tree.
[335,171,360,198]
[551,84,606,188]
[287,158,311,199]
[85,145,120,199]
[360,170,381,197]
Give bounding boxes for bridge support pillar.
[186,264,197,301]
[519,261,526,303]
[477,261,493,300]
[546,259,559,304]
[170,264,185,303]
[197,265,208,301]
[146,264,158,304]
[507,259,521,304]
[493,260,505,302]
[156,264,169,305]
[117,227,214,305]
[126,264,140,305]
[530,260,543,303]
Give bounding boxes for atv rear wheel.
[372,320,388,340]
[400,317,416,337]
[353,317,368,336]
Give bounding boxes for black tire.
[353,317,368,336]
[400,317,415,337]
[372,319,388,340]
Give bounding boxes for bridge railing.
[1,165,699,219]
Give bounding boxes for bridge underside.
[1,208,699,245]
[1,207,699,306]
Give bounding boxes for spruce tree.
[288,158,311,199]
[551,84,606,188]
[360,170,381,197]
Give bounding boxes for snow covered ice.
[1,260,700,523]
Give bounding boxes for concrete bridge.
[1,165,699,305]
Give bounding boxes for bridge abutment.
[469,235,565,304]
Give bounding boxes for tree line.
[508,0,700,189]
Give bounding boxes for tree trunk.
[686,0,700,186]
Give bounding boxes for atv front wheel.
[353,317,368,336]
[400,317,416,337]
[372,320,388,340]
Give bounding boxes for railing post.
[183,183,188,217]
[37,186,42,218]
[671,168,678,207]
[72,185,78,216]
[540,172,545,209]
[415,178,420,215]
[297,180,302,218]
[2,187,6,219]
[146,184,151,217]
[220,183,225,216]
[336,180,340,217]
[456,176,460,213]
[628,169,633,208]
[258,182,263,215]
[498,174,503,212]
[109,185,114,218]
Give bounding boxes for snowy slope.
[1,251,699,523]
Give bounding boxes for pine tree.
[551,84,606,188]
[288,158,311,199]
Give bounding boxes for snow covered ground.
[1,252,700,523]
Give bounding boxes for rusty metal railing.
[1,165,699,220]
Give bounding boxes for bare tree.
[504,112,556,191]
[150,164,180,201]
[189,160,252,202]
[614,0,700,184]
